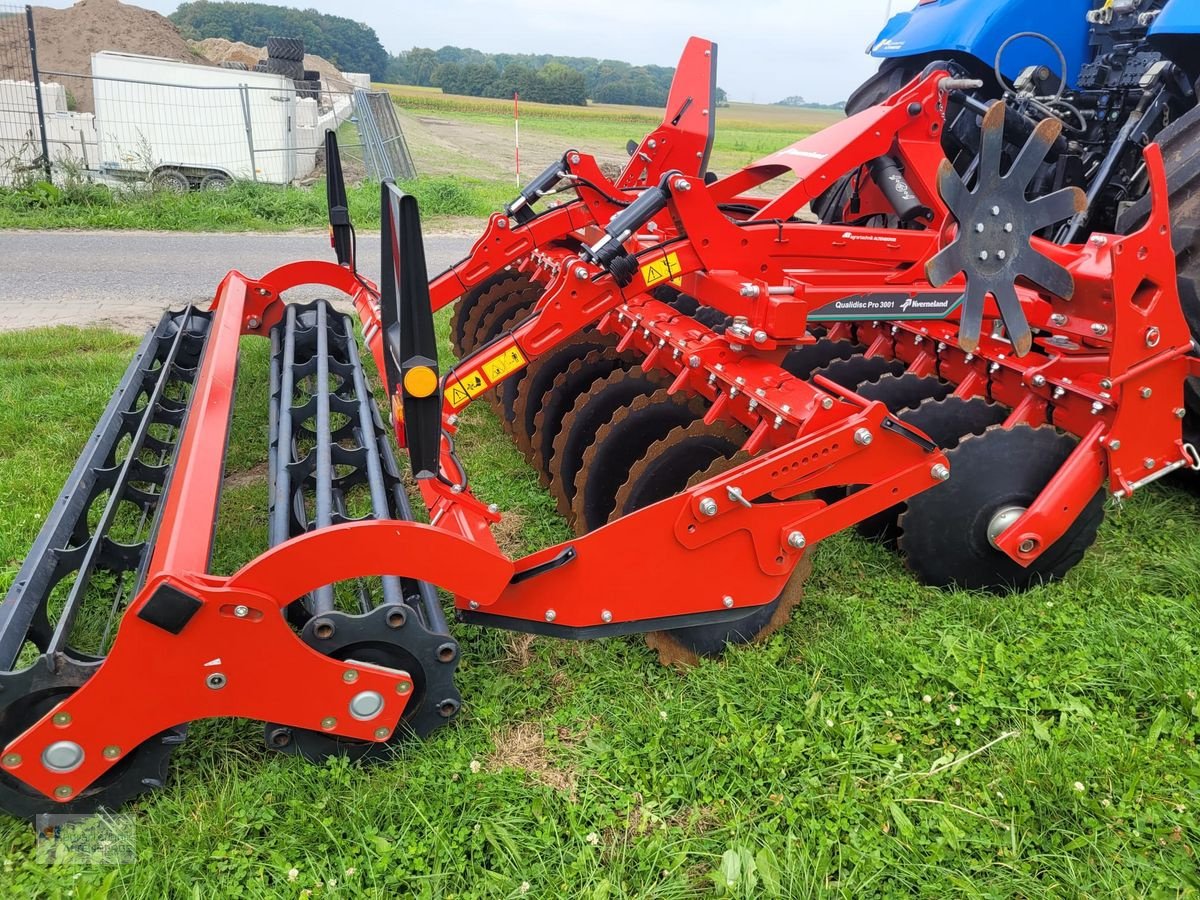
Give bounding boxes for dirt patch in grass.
[487,721,577,797]
[223,461,268,491]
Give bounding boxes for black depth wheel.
[898,425,1105,592]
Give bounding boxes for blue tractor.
[819,0,1200,432]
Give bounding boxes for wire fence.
[0,6,414,191]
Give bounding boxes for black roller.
[782,340,866,380]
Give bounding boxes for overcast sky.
[52,0,902,104]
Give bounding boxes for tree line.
[387,46,728,108]
[168,3,728,107]
[170,1,390,79]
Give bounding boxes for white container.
[90,51,299,185]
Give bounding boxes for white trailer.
[90,51,301,188]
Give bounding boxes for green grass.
[0,177,513,233]
[0,321,1198,897]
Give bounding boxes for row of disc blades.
[449,275,1110,660]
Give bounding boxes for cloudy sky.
[50,0,903,103]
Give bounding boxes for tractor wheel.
[509,333,616,456]
[855,394,1007,543]
[266,36,305,62]
[548,367,671,516]
[626,448,810,666]
[1116,101,1200,440]
[529,349,634,483]
[898,425,1106,592]
[812,60,924,224]
[568,389,703,533]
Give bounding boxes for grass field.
[0,314,1197,897]
[0,87,834,233]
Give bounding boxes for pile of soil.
[189,36,354,94]
[12,0,210,113]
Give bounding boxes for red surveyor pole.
[514,90,521,187]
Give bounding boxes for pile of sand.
[8,0,210,113]
[189,36,354,94]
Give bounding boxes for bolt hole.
[313,619,335,639]
[385,608,407,629]
[268,728,292,748]
[437,643,457,663]
[438,699,460,718]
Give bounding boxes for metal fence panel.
[0,4,49,182]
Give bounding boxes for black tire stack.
[264,36,305,82]
[297,68,321,100]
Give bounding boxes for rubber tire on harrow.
[450,270,531,358]
[509,333,616,456]
[898,425,1106,592]
[529,350,635,482]
[855,394,1008,543]
[266,36,305,62]
[570,389,706,533]
[627,449,811,665]
[1115,101,1200,443]
[549,368,672,517]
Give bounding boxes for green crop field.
[0,313,1197,897]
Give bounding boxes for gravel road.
[0,230,476,332]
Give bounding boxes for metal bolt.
[468,600,480,610]
[739,284,760,299]
[396,680,412,695]
[487,503,500,515]
[997,250,1007,261]
[233,604,249,618]
[781,404,791,414]
[52,712,71,727]
[753,330,769,344]
[321,717,337,730]
[496,217,508,229]
[1144,458,1156,470]
[1090,234,1107,246]
[854,428,873,446]
[787,532,807,550]
[699,497,718,517]
[1140,387,1152,399]
[569,152,581,164]
[1092,401,1104,415]
[545,609,557,623]
[991,205,1001,216]
[1110,439,1122,450]
[974,223,985,233]
[343,669,359,684]
[102,746,121,760]
[688,355,701,368]
[931,463,951,482]
[2,753,21,767]
[1053,387,1066,399]
[647,140,657,149]
[1004,223,1014,233]
[821,397,834,410]
[722,596,734,608]
[41,741,84,774]
[1018,538,1037,555]
[1091,323,1109,336]
[1145,326,1161,347]
[447,414,459,427]
[601,610,613,623]
[979,251,990,261]
[374,727,390,740]
[54,786,72,799]
[673,178,691,192]
[1100,378,1113,390]
[574,266,589,280]
[1176,408,1187,419]
[348,690,385,721]
[1031,374,1047,387]
[246,316,261,330]
[205,673,226,690]
[1050,313,1068,326]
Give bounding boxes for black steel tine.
[1019,251,1076,300]
[957,277,988,354]
[937,158,973,216]
[992,279,1033,356]
[1028,187,1087,230]
[978,101,1006,178]
[926,242,966,288]
[1005,117,1062,190]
